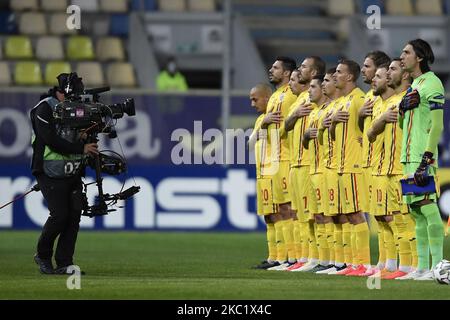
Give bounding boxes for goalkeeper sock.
[376,220,386,269]
[404,213,418,268]
[293,220,302,261]
[282,219,296,263]
[420,203,444,269]
[410,206,430,271]
[274,220,287,263]
[342,222,352,265]
[316,223,330,266]
[266,223,277,262]
[325,222,335,264]
[354,222,371,267]
[393,214,412,272]
[333,223,345,267]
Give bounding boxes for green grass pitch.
[0,231,449,299]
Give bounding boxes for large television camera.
[53,74,140,217]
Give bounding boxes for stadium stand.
[71,0,99,12]
[45,61,71,85]
[49,13,77,35]
[67,36,95,60]
[36,37,65,60]
[14,61,43,85]
[327,0,355,16]
[96,37,125,61]
[106,62,137,87]
[41,0,68,12]
[99,0,129,13]
[416,0,443,15]
[19,12,47,35]
[0,62,11,86]
[158,0,187,12]
[10,0,39,11]
[76,61,105,87]
[187,0,216,12]
[385,0,414,15]
[5,36,33,59]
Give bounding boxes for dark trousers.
[36,174,82,268]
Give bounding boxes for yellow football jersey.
[267,84,298,163]
[253,114,268,179]
[308,103,328,175]
[380,91,406,176]
[371,96,389,176]
[335,87,366,174]
[361,89,377,168]
[321,97,343,170]
[287,91,310,167]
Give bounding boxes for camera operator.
[30,73,98,275]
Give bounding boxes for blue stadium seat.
[110,14,129,36]
[131,0,157,11]
[442,0,450,13]
[359,0,385,14]
[0,11,17,34]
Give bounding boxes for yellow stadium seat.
[158,0,186,12]
[0,62,12,86]
[15,61,43,86]
[386,0,414,15]
[415,0,443,15]
[50,13,78,35]
[67,36,95,60]
[76,62,105,87]
[19,12,47,35]
[71,0,99,12]
[96,37,125,61]
[36,37,64,60]
[187,0,215,11]
[107,63,137,87]
[5,36,33,59]
[327,0,355,16]
[10,0,39,11]
[41,0,68,11]
[45,62,71,86]
[99,0,128,12]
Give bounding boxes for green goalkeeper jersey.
[400,71,445,165]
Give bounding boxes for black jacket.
[30,98,84,176]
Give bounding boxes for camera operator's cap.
[57,72,84,95]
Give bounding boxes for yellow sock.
[334,223,344,265]
[282,219,296,262]
[354,222,371,266]
[384,221,397,271]
[393,214,412,270]
[293,220,302,260]
[308,221,319,261]
[316,223,330,264]
[376,220,386,268]
[300,221,309,261]
[325,223,335,263]
[403,213,418,268]
[266,223,277,262]
[342,222,352,265]
[351,224,358,265]
[274,220,286,262]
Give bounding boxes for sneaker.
[383,270,409,280]
[277,262,297,271]
[316,265,338,274]
[336,265,355,276]
[253,260,278,270]
[34,254,54,275]
[312,264,335,273]
[359,267,379,277]
[414,270,434,281]
[346,265,368,276]
[267,262,289,271]
[328,264,347,275]
[396,269,427,280]
[369,269,394,279]
[287,261,305,271]
[54,265,86,275]
[292,262,319,272]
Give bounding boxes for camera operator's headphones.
[57,72,85,96]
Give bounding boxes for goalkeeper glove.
[414,151,434,187]
[399,87,420,117]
